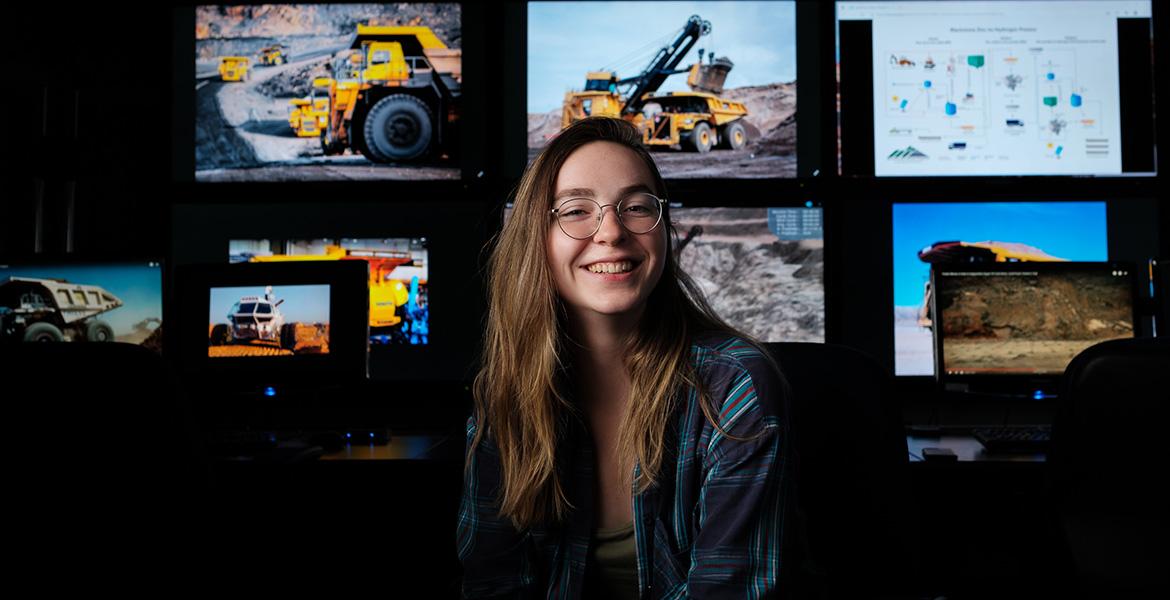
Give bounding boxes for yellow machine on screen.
[313,24,462,162]
[288,78,334,137]
[248,245,419,329]
[259,44,288,66]
[560,15,749,153]
[218,57,250,82]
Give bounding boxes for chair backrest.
[1049,337,1170,593]
[764,342,921,597]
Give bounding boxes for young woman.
[457,117,794,599]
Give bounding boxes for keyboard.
[970,425,1052,454]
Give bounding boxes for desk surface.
[907,434,1046,463]
[320,434,458,461]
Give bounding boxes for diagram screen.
[838,1,1154,176]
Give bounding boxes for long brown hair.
[472,117,764,529]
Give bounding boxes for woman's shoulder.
[689,331,774,373]
[688,331,787,419]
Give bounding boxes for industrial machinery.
[218,56,250,82]
[560,15,748,153]
[209,287,297,350]
[259,44,288,66]
[0,277,123,342]
[318,24,461,162]
[288,79,333,137]
[247,244,425,342]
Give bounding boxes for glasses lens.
[556,198,600,239]
[619,194,662,234]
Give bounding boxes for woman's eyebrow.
[554,187,595,201]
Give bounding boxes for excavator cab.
[361,41,409,84]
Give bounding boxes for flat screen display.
[892,201,1107,375]
[208,284,331,357]
[934,263,1134,375]
[528,1,797,179]
[0,262,164,351]
[229,238,428,346]
[671,204,824,342]
[195,3,461,182]
[838,1,1155,176]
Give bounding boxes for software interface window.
[838,0,1154,176]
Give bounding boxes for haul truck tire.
[363,94,433,161]
[718,121,746,150]
[85,320,114,342]
[686,122,713,153]
[24,322,64,342]
[280,323,297,351]
[210,324,231,346]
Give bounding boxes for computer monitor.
[671,203,824,342]
[228,238,429,346]
[931,261,1136,390]
[0,260,164,352]
[892,200,1108,376]
[176,261,368,387]
[527,0,798,179]
[837,0,1156,177]
[191,3,462,182]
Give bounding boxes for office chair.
[764,342,922,599]
[1048,337,1170,596]
[3,342,211,575]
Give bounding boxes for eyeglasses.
[550,193,665,240]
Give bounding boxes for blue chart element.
[1055,145,1064,157]
[900,99,909,110]
[945,102,957,116]
[1047,72,1055,80]
[404,275,428,345]
[924,80,932,88]
[1070,93,1082,108]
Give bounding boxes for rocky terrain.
[938,271,1132,373]
[672,207,823,342]
[527,81,797,178]
[207,323,329,357]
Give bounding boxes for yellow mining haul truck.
[248,245,418,331]
[560,15,748,153]
[287,98,315,136]
[318,24,461,163]
[218,56,250,82]
[287,78,334,137]
[259,44,288,66]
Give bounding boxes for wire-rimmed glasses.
[550,193,665,240]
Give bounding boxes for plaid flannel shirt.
[456,334,793,599]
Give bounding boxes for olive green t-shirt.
[583,520,639,599]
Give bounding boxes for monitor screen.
[0,261,164,351]
[228,238,428,346]
[527,1,797,178]
[892,201,1108,376]
[208,284,331,357]
[933,262,1135,376]
[671,204,824,342]
[837,0,1155,176]
[194,3,461,182]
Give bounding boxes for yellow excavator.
[560,15,748,152]
[317,24,461,162]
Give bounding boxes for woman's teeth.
[586,261,633,274]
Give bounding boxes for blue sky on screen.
[892,201,1108,306]
[0,263,162,335]
[527,1,796,113]
[209,285,330,324]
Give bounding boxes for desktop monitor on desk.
[930,261,1138,397]
[176,260,370,391]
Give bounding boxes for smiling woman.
[457,117,796,599]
